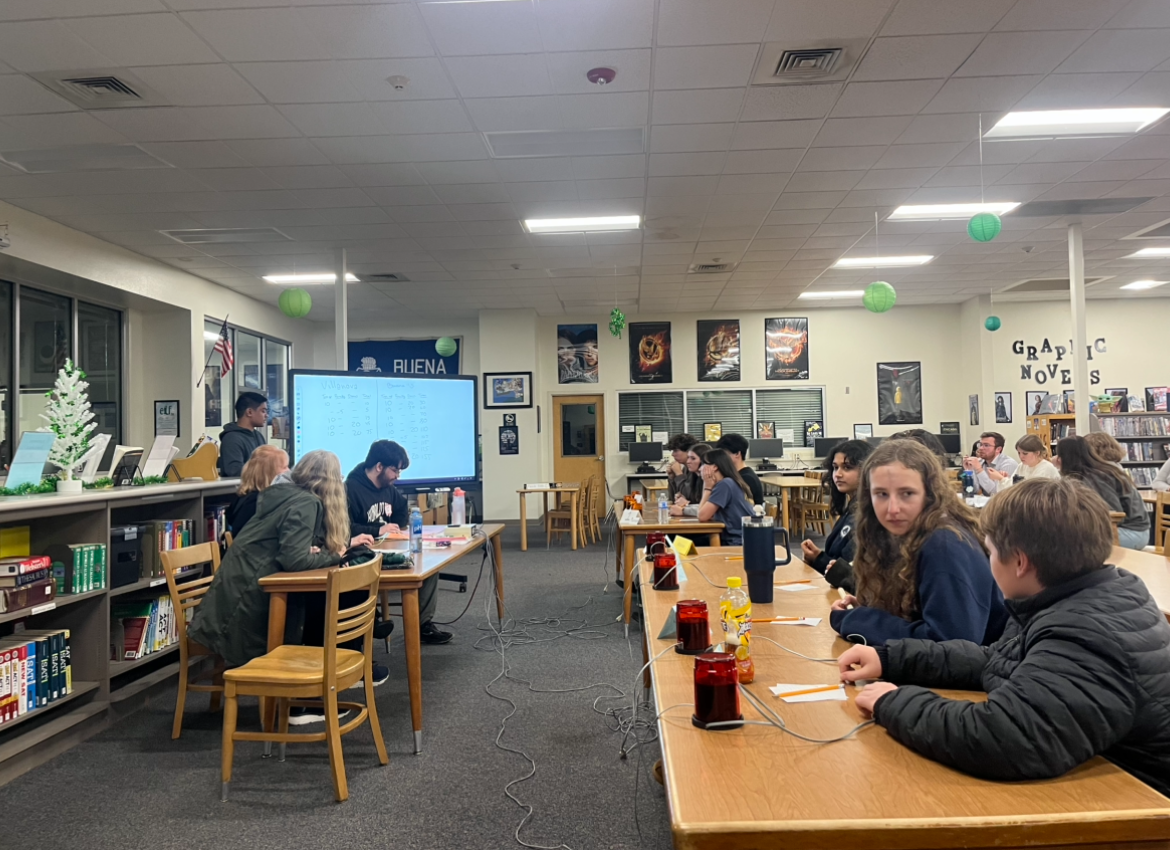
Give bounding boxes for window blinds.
[617,391,684,451]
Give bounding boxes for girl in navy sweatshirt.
[801,439,873,594]
[830,440,1007,646]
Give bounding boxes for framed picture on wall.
[696,319,740,382]
[854,423,873,440]
[483,372,533,408]
[877,362,922,425]
[1105,387,1129,413]
[756,421,775,439]
[804,420,824,447]
[1025,391,1046,417]
[499,425,519,455]
[629,321,672,384]
[703,422,722,442]
[969,394,979,427]
[1146,387,1168,412]
[634,424,652,443]
[1065,390,1077,414]
[764,317,809,381]
[994,392,1012,424]
[557,324,599,384]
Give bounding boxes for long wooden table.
[639,546,1170,850]
[760,473,814,530]
[258,523,505,754]
[517,484,580,551]
[616,517,724,633]
[1110,545,1170,619]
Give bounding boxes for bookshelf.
[1025,413,1078,452]
[1097,413,1170,488]
[0,480,236,785]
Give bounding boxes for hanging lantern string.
[874,211,880,260]
[978,114,985,205]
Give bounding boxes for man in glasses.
[964,431,1018,496]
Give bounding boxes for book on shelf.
[0,578,55,614]
[1,629,72,720]
[204,504,227,546]
[111,594,178,661]
[43,544,107,595]
[0,567,51,588]
[0,554,49,577]
[1099,415,1170,438]
[140,519,195,578]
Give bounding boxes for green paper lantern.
[985,315,1002,332]
[863,281,896,313]
[278,287,312,318]
[609,306,626,338]
[435,336,458,357]
[967,212,1002,242]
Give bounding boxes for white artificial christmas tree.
[39,359,96,485]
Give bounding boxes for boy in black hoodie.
[218,391,268,477]
[345,440,452,645]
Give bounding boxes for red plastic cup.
[693,651,742,729]
[652,553,678,590]
[676,599,709,654]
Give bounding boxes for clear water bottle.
[410,507,423,554]
[451,487,466,525]
[658,490,670,523]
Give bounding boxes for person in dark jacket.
[225,445,288,533]
[841,477,1170,796]
[715,433,764,505]
[345,440,452,645]
[831,440,1007,646]
[801,439,873,594]
[218,391,268,477]
[1057,435,1150,550]
[190,450,372,669]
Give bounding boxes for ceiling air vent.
[363,273,410,282]
[161,228,292,244]
[752,39,866,86]
[774,48,842,78]
[31,69,165,109]
[688,262,738,274]
[1003,276,1110,294]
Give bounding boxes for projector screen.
[289,370,478,487]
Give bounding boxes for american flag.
[214,325,234,372]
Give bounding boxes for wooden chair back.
[224,530,234,548]
[1155,492,1170,555]
[160,542,221,647]
[323,556,383,685]
[1108,511,1125,545]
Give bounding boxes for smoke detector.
[586,67,617,86]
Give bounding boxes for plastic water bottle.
[410,507,423,554]
[658,491,670,523]
[451,488,466,525]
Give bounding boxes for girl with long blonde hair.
[830,440,1007,646]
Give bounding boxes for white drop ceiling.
[0,1,1169,319]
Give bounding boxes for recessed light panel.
[1121,280,1168,291]
[1126,247,1170,258]
[832,255,932,268]
[262,273,360,284]
[888,202,1019,221]
[984,108,1169,139]
[523,216,640,234]
[798,290,865,300]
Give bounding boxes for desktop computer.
[813,437,849,458]
[748,438,784,471]
[628,441,664,475]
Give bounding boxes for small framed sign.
[853,423,873,440]
[484,372,533,409]
[154,400,180,437]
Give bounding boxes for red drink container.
[693,652,742,729]
[652,553,678,590]
[676,599,710,654]
[645,531,668,558]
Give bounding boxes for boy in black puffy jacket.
[839,477,1170,795]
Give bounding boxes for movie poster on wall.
[765,318,809,380]
[629,322,672,384]
[696,320,740,382]
[556,324,599,384]
[877,362,923,425]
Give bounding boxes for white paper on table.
[757,617,821,627]
[769,683,847,703]
[774,582,819,592]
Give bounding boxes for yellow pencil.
[755,617,804,623]
[775,684,841,698]
[724,556,743,561]
[776,579,812,585]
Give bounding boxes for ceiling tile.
[730,120,820,150]
[997,0,1128,31]
[855,167,937,189]
[493,157,573,182]
[740,84,841,121]
[873,142,968,168]
[1015,71,1142,110]
[830,79,944,117]
[546,50,651,94]
[955,30,1090,76]
[1057,29,1170,74]
[855,35,983,81]
[652,89,744,124]
[235,61,362,104]
[0,20,112,71]
[465,96,563,133]
[798,145,887,171]
[445,55,553,99]
[559,92,648,129]
[0,74,77,115]
[0,112,126,147]
[311,134,486,164]
[896,113,981,144]
[785,171,864,192]
[653,45,759,90]
[96,105,300,142]
[535,0,655,51]
[575,177,645,199]
[648,151,724,176]
[880,0,1013,35]
[261,165,354,189]
[296,5,433,60]
[1106,0,1170,28]
[181,8,328,62]
[225,138,331,167]
[722,149,803,173]
[128,64,265,107]
[650,123,735,153]
[764,0,894,40]
[656,0,776,46]
[63,13,220,66]
[336,58,458,101]
[920,74,1042,113]
[415,160,498,184]
[419,0,541,56]
[812,116,913,147]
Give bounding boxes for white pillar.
[1068,223,1090,436]
[334,247,348,371]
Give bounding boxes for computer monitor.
[936,433,962,454]
[628,441,664,474]
[749,438,784,471]
[866,436,886,448]
[813,437,848,457]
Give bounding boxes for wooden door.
[553,395,605,487]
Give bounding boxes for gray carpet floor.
[0,525,679,850]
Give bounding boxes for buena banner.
[348,339,461,376]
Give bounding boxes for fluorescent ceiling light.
[523,215,640,234]
[1126,247,1170,258]
[1121,280,1168,291]
[888,202,1019,221]
[985,108,1170,139]
[262,273,359,284]
[798,290,865,300]
[832,255,933,268]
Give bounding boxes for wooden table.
[639,546,1170,850]
[760,473,814,530]
[616,517,723,633]
[516,484,580,551]
[259,523,505,754]
[1109,545,1170,620]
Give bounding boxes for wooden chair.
[587,475,603,543]
[160,543,225,740]
[224,531,234,548]
[1154,492,1170,555]
[790,471,830,537]
[220,555,388,803]
[1108,511,1125,545]
[547,480,588,546]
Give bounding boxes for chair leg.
[171,663,188,740]
[209,665,224,713]
[221,684,239,802]
[278,698,290,762]
[324,689,349,802]
[365,660,389,767]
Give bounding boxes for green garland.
[0,475,172,497]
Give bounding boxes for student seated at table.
[218,391,269,477]
[1056,436,1149,551]
[840,477,1170,796]
[995,434,1059,492]
[666,433,700,505]
[715,433,764,505]
[345,440,452,646]
[963,432,1018,496]
[1084,431,1127,468]
[670,448,753,545]
[226,445,289,534]
[830,440,1007,646]
[189,450,376,722]
[671,442,711,516]
[801,439,872,594]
